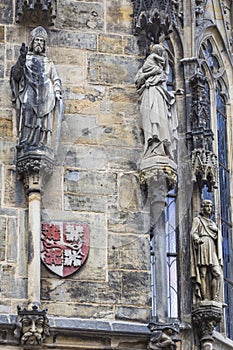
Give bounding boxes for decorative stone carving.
[14,305,50,346]
[135,44,178,167]
[131,0,177,45]
[192,301,223,349]
[10,26,62,153]
[191,149,218,191]
[195,0,208,26]
[148,319,179,350]
[190,200,223,302]
[187,72,218,191]
[41,221,90,277]
[16,0,57,26]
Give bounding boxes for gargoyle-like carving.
[14,305,50,346]
[190,200,223,302]
[195,0,207,26]
[16,0,57,25]
[148,319,179,350]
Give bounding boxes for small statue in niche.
[190,199,223,302]
[10,26,62,150]
[135,44,178,161]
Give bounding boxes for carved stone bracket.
[16,0,57,26]
[148,318,180,350]
[192,301,224,348]
[14,305,50,346]
[16,147,54,193]
[191,149,218,191]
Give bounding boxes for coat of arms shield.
[41,221,90,277]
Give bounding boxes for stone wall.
[0,0,151,324]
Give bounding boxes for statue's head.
[14,306,50,346]
[151,44,165,57]
[29,26,47,54]
[200,199,213,216]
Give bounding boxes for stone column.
[141,159,177,322]
[16,149,54,307]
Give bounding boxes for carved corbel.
[14,305,50,346]
[148,319,180,350]
[195,0,207,26]
[16,0,57,25]
[192,301,224,349]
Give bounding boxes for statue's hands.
[55,91,62,100]
[20,43,28,59]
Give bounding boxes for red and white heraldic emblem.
[41,222,90,277]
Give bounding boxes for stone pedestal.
[192,301,224,350]
[16,147,54,306]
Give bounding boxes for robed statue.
[135,44,178,161]
[190,200,223,302]
[10,26,62,150]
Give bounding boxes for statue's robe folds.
[135,53,178,158]
[10,52,61,147]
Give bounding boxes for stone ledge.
[0,314,150,337]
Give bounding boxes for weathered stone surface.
[123,35,146,56]
[116,306,151,323]
[49,47,85,66]
[0,81,13,109]
[5,26,26,43]
[64,170,117,196]
[0,118,13,139]
[0,26,4,43]
[64,194,116,213]
[106,0,133,35]
[64,85,105,115]
[42,302,114,319]
[42,166,63,211]
[0,217,6,261]
[98,34,123,55]
[108,206,150,234]
[55,65,85,85]
[121,271,151,305]
[108,233,150,270]
[87,53,142,85]
[58,2,104,30]
[7,217,17,263]
[0,0,13,24]
[60,145,106,169]
[16,209,28,278]
[61,114,141,148]
[118,174,143,210]
[106,147,141,171]
[0,265,26,298]
[0,45,4,79]
[3,166,27,207]
[49,29,97,50]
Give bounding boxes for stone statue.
[135,44,178,160]
[190,200,223,302]
[14,306,50,345]
[10,26,62,149]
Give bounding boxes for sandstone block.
[108,233,150,270]
[106,0,133,35]
[0,26,4,43]
[121,271,151,305]
[106,146,141,171]
[116,306,151,323]
[60,145,106,169]
[7,217,17,263]
[87,53,142,85]
[0,45,4,79]
[0,0,13,24]
[98,34,123,55]
[49,29,97,50]
[119,173,143,210]
[58,1,104,31]
[0,217,6,261]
